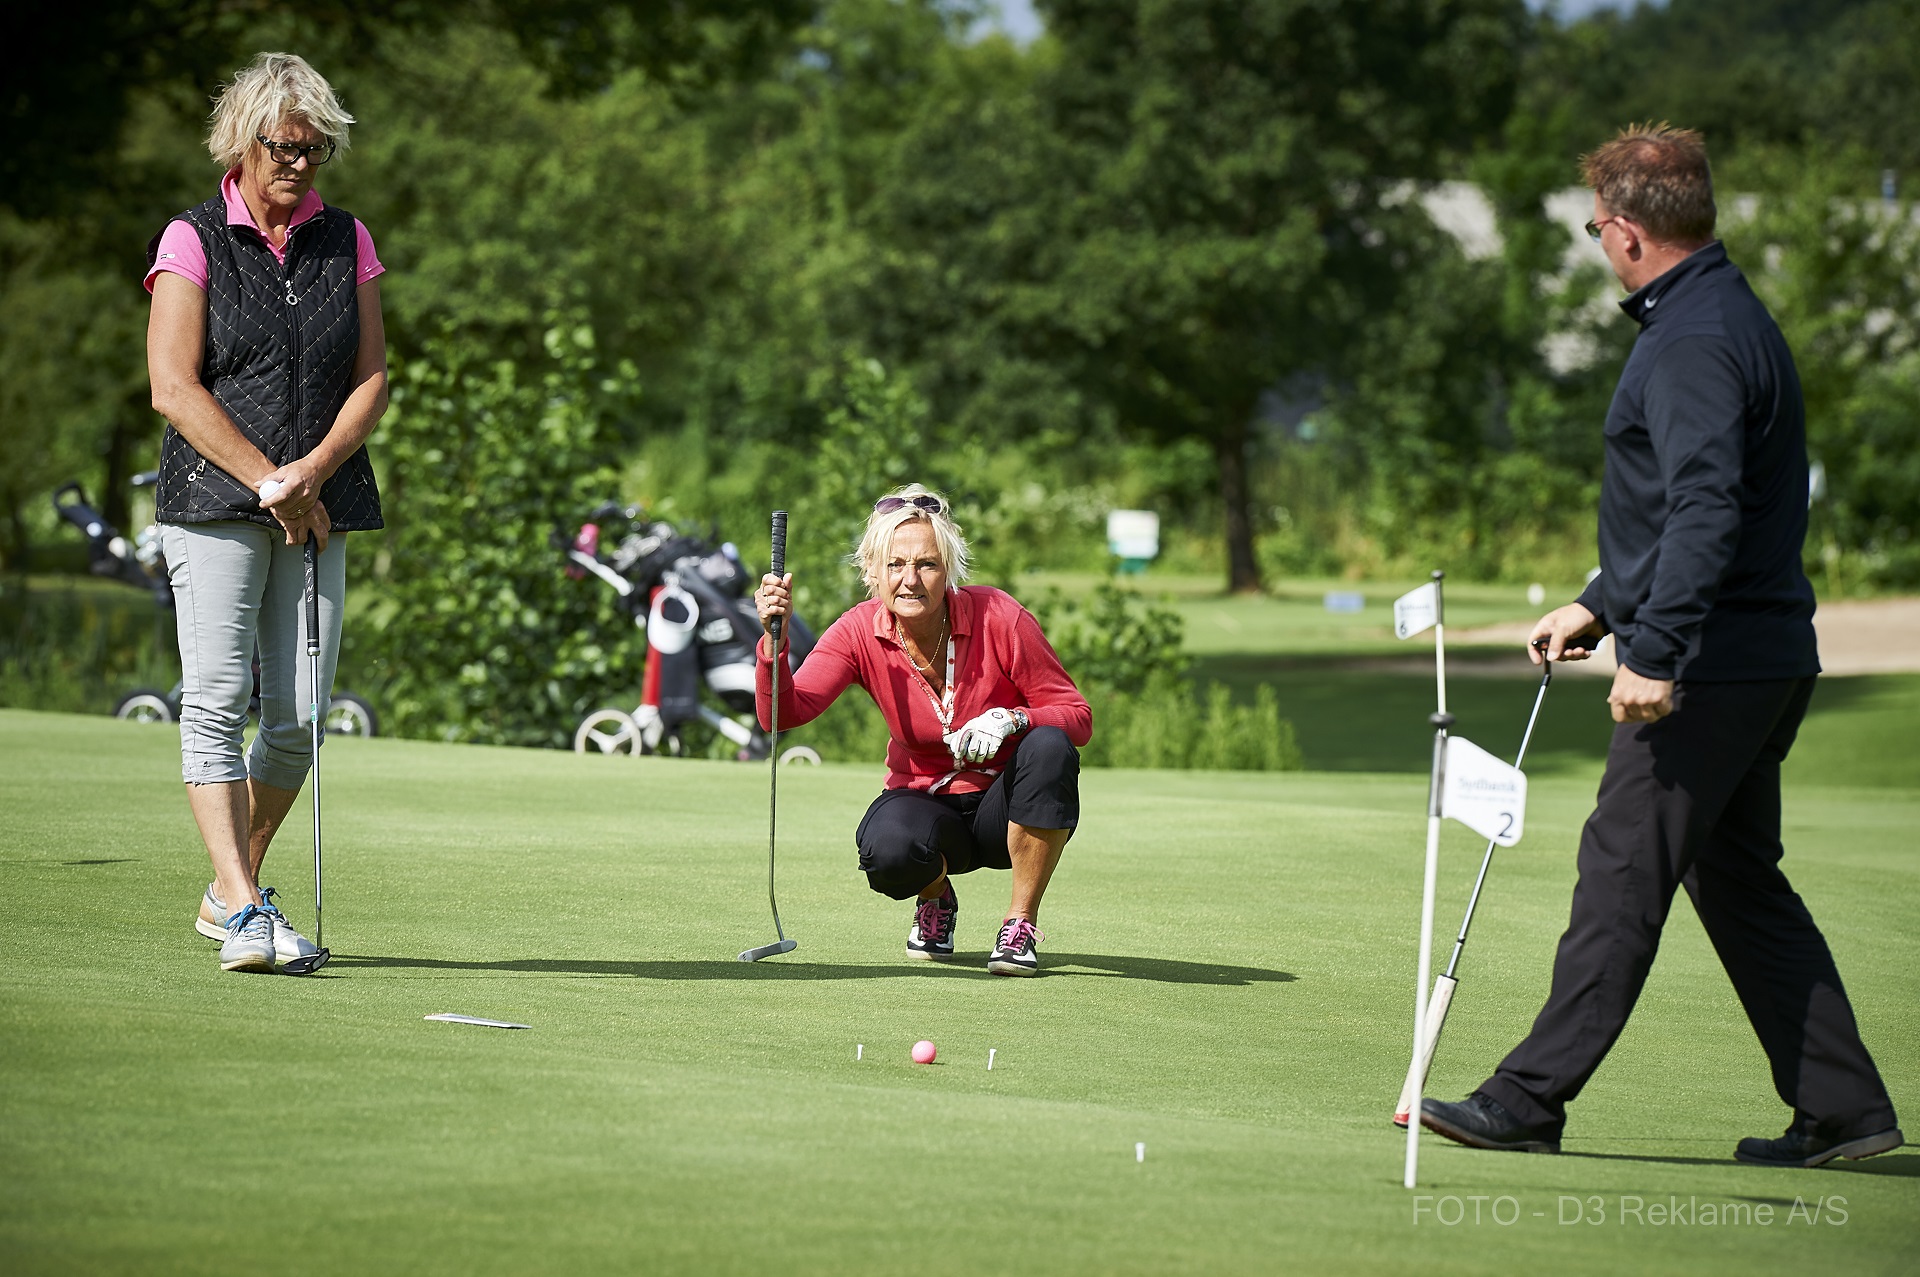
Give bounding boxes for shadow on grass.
[1556,1149,1920,1177]
[1823,1152,1920,1177]
[1558,1150,1749,1169]
[329,952,1295,986]
[63,858,138,865]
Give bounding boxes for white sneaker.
[261,889,329,975]
[195,883,228,941]
[220,904,278,973]
[987,916,1044,977]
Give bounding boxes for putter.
[740,510,797,963]
[1394,643,1553,1126]
[284,531,331,975]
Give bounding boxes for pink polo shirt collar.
[221,167,326,241]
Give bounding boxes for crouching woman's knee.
[856,829,944,900]
[1015,725,1079,784]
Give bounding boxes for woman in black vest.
[145,52,387,976]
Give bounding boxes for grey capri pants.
[160,521,346,790]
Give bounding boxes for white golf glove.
[947,707,1023,764]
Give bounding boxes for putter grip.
[768,511,788,643]
[303,535,320,656]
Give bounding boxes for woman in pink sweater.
[754,486,1092,976]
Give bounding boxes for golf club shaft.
[767,511,787,943]
[1439,660,1553,980]
[305,533,323,948]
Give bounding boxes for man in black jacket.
[1421,125,1902,1167]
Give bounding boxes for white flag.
[1442,736,1527,846]
[1393,581,1439,640]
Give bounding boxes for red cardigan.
[757,586,1092,793]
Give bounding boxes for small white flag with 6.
[1393,581,1440,640]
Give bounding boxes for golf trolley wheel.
[779,745,822,766]
[575,708,643,755]
[113,689,176,723]
[325,693,378,738]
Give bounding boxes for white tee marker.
[1135,1142,1145,1163]
[856,1044,863,1061]
[987,1048,996,1071]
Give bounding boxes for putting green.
[1,709,1914,1275]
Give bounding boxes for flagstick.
[1431,570,1446,717]
[1405,709,1454,1189]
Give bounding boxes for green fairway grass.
[2,709,1915,1275]
[1195,664,1920,784]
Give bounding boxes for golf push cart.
[558,501,820,764]
[52,477,378,736]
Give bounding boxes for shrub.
[341,315,648,747]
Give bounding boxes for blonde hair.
[853,484,971,598]
[207,53,354,170]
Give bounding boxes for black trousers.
[854,726,1080,900]
[1478,677,1897,1141]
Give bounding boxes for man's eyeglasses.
[256,135,336,166]
[874,494,945,516]
[1585,215,1628,243]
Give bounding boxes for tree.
[1720,145,1920,590]
[841,0,1525,591]
[0,0,813,216]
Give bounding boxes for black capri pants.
[854,726,1080,899]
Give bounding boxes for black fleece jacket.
[1574,242,1820,682]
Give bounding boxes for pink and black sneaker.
[907,885,957,959]
[988,916,1044,977]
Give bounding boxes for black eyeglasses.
[1585,215,1627,243]
[873,494,945,516]
[256,135,335,166]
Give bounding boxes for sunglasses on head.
[873,494,945,515]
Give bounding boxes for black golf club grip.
[304,534,320,656]
[769,511,788,643]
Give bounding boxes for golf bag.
[561,503,818,761]
[53,479,173,609]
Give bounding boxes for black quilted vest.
[150,196,383,530]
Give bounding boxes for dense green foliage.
[1032,581,1302,770]
[4,0,1917,745]
[347,317,648,745]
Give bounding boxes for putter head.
[281,948,331,977]
[738,939,798,963]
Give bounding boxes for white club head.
[739,939,797,963]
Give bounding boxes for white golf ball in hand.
[259,479,285,501]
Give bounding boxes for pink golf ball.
[911,1039,937,1064]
